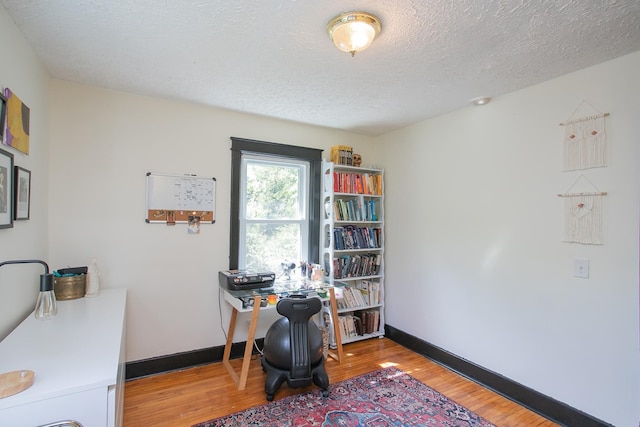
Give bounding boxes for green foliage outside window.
[246,164,299,220]
[244,162,304,273]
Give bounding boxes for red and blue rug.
[193,367,496,426]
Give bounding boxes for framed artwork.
[0,91,6,145]
[0,148,14,228]
[14,166,31,220]
[3,88,30,155]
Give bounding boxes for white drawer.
[0,380,107,427]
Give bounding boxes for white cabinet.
[0,289,127,427]
[321,160,384,345]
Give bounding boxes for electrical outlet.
[573,258,589,279]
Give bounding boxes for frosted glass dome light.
[327,12,381,57]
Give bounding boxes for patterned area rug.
[192,367,496,427]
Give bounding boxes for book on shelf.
[330,145,353,166]
[333,225,382,250]
[373,281,380,305]
[332,171,382,195]
[367,200,378,221]
[358,280,380,306]
[342,286,357,308]
[353,286,367,306]
[358,281,370,305]
[345,286,367,308]
[332,284,378,310]
[355,309,380,335]
[321,301,337,347]
[338,310,380,337]
[338,315,358,338]
[332,253,381,279]
[333,198,379,222]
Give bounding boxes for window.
[229,138,322,273]
[240,155,308,271]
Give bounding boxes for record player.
[218,269,276,291]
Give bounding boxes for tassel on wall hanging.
[560,100,609,171]
[557,175,607,245]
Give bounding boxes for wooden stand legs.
[222,295,261,390]
[326,287,343,363]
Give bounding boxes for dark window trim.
[229,137,323,270]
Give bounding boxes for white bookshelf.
[321,160,385,346]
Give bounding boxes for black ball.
[263,318,324,370]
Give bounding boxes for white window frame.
[238,154,310,270]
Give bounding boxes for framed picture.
[0,91,6,145]
[3,88,30,155]
[14,166,31,220]
[0,148,14,228]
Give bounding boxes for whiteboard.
[145,172,216,223]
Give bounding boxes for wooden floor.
[124,338,559,426]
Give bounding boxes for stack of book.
[333,199,378,222]
[337,310,380,338]
[335,286,368,309]
[356,310,380,334]
[333,225,381,250]
[332,254,382,279]
[330,145,353,165]
[332,171,382,195]
[357,280,380,306]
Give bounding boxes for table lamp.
[0,259,57,320]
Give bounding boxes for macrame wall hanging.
[560,101,609,171]
[557,175,607,245]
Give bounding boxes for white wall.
[3,2,638,423]
[48,80,373,362]
[372,51,640,427]
[0,6,51,339]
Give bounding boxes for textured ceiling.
[1,1,639,136]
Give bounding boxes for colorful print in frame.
[3,88,30,155]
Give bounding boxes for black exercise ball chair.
[261,295,329,401]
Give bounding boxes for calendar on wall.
[145,172,216,224]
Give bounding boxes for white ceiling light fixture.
[472,96,492,106]
[327,12,381,57]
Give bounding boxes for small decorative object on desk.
[299,260,307,277]
[280,261,296,280]
[0,369,35,399]
[311,264,324,282]
[86,258,100,297]
[53,266,88,300]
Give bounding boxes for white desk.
[221,286,343,390]
[0,289,127,427]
